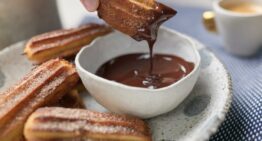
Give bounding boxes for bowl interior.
[78,28,200,75]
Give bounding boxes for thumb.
[81,0,99,12]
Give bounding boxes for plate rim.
[183,39,233,141]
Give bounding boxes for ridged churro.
[24,107,151,141]
[24,23,112,63]
[0,59,79,141]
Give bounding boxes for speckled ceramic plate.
[0,34,232,141]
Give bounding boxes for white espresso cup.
[203,0,262,56]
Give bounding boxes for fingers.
[80,0,99,12]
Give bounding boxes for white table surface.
[56,0,212,28]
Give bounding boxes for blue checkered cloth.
[166,5,262,141]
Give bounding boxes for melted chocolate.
[131,3,177,42]
[130,3,177,87]
[96,53,194,89]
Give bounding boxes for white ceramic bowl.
[75,27,201,119]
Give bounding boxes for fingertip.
[81,0,99,12]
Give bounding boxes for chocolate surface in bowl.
[96,53,194,89]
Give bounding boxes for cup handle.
[202,11,217,33]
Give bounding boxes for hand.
[80,0,99,12]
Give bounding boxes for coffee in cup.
[223,2,262,14]
[203,0,262,56]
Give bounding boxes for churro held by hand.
[98,0,176,41]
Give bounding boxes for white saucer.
[0,36,232,141]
